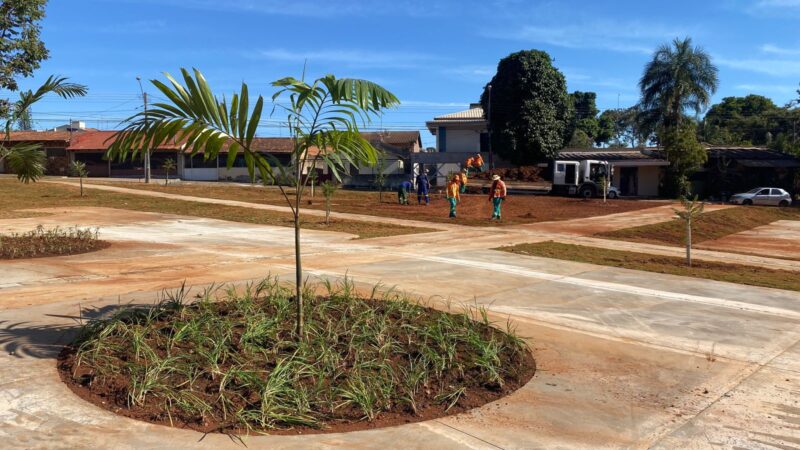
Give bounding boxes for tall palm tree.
[108,68,398,337]
[639,37,718,133]
[0,76,88,182]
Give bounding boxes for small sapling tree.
[69,160,88,197]
[322,180,337,225]
[162,158,176,185]
[673,195,704,267]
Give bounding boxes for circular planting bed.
[58,279,535,434]
[0,225,109,259]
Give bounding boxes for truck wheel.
[580,186,595,199]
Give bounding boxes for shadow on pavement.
[0,303,150,359]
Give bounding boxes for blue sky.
[15,0,800,147]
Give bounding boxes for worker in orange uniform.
[458,169,468,193]
[488,174,507,220]
[473,153,485,172]
[464,156,475,175]
[446,174,461,218]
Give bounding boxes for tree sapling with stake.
[69,160,88,197]
[673,195,704,267]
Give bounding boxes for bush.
[0,225,105,259]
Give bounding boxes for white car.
[729,187,791,207]
[607,185,620,199]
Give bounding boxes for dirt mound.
[473,166,545,183]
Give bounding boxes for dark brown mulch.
[57,296,536,435]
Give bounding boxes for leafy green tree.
[567,129,593,148]
[1,76,87,182]
[108,68,398,338]
[596,106,652,147]
[0,1,87,182]
[639,37,718,132]
[662,122,707,197]
[69,160,88,197]
[162,158,176,185]
[701,95,780,145]
[565,91,602,147]
[0,1,49,98]
[480,50,571,164]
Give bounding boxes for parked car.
[607,185,620,199]
[729,187,791,207]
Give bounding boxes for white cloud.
[485,20,686,54]
[761,44,800,56]
[248,48,435,70]
[442,65,495,81]
[716,57,800,77]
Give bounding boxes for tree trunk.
[686,218,692,267]
[325,200,331,225]
[294,165,304,339]
[144,151,151,184]
[80,177,83,197]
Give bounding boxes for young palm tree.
[0,76,88,182]
[639,37,718,132]
[162,158,176,185]
[69,160,88,197]
[108,68,398,337]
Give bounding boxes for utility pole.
[486,84,493,169]
[136,76,150,183]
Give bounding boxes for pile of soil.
[472,166,546,183]
[58,291,535,435]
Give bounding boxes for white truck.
[551,159,612,198]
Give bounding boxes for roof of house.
[558,146,800,167]
[361,131,421,148]
[558,148,662,162]
[432,107,485,121]
[6,130,77,143]
[67,131,184,152]
[425,105,487,133]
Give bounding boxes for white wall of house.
[638,166,660,196]
[610,164,662,197]
[443,129,481,153]
[183,168,218,181]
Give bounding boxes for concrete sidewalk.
[1,207,799,449]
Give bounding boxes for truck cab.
[552,160,610,198]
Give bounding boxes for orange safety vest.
[447,180,461,200]
[474,155,484,167]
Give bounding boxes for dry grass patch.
[498,241,800,291]
[84,180,663,226]
[598,205,800,246]
[0,179,429,239]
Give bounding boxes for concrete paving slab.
[2,204,800,448]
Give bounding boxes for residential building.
[556,146,800,198]
[422,104,494,185]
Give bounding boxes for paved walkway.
[1,206,799,449]
[46,179,800,270]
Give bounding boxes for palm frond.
[1,143,46,183]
